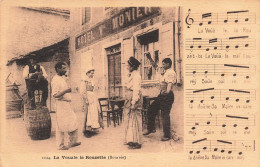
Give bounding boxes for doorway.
[106,44,122,98]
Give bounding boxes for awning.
[7,38,69,66]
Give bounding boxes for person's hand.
[145,52,152,60]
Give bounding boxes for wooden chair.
[142,96,161,128]
[98,98,118,127]
[109,99,125,125]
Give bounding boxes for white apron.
[85,91,100,128]
[51,74,78,133]
[55,100,78,132]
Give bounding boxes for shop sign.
[76,7,160,50]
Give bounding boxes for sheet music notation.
[186,88,256,104]
[186,64,255,79]
[185,9,256,28]
[185,36,255,51]
[186,138,255,155]
[186,114,255,130]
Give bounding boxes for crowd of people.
[23,53,177,150]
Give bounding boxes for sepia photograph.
[3,6,184,154]
[2,1,259,167]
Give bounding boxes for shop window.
[138,30,159,81]
[81,7,91,25]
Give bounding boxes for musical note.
[226,10,249,23]
[217,115,254,129]
[186,139,255,155]
[189,38,202,50]
[186,114,255,130]
[215,140,233,153]
[226,36,251,51]
[223,64,250,78]
[189,138,209,154]
[229,89,250,103]
[190,88,215,103]
[185,36,255,51]
[186,114,215,130]
[186,88,256,103]
[185,9,194,28]
[185,64,255,79]
[199,13,212,26]
[185,10,255,27]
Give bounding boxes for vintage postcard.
[0,0,259,167]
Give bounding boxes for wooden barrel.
[6,85,23,119]
[25,106,51,140]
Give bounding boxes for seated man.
[23,54,48,109]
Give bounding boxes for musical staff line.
[186,114,255,129]
[185,64,255,78]
[186,139,255,155]
[186,88,256,103]
[185,9,256,27]
[185,36,255,51]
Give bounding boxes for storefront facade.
[69,7,183,125]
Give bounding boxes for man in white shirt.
[143,53,176,141]
[51,62,81,150]
[23,54,48,109]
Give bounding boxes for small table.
[109,98,125,126]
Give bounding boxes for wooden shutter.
[160,22,182,84]
[82,7,91,25]
[80,50,93,79]
[121,37,134,96]
[160,22,174,67]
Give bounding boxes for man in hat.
[143,53,176,141]
[23,54,48,109]
[51,62,81,150]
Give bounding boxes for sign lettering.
[76,7,160,50]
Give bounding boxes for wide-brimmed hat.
[28,53,37,59]
[85,66,95,74]
[128,57,141,67]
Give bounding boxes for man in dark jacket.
[23,54,48,109]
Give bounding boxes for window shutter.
[80,50,93,80]
[160,22,174,67]
[160,22,182,84]
[121,37,134,95]
[82,7,91,25]
[85,7,91,23]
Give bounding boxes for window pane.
[138,30,159,81]
[144,67,153,80]
[82,7,91,25]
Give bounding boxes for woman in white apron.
[80,67,103,137]
[124,57,143,149]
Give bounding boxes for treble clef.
[185,9,194,28]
